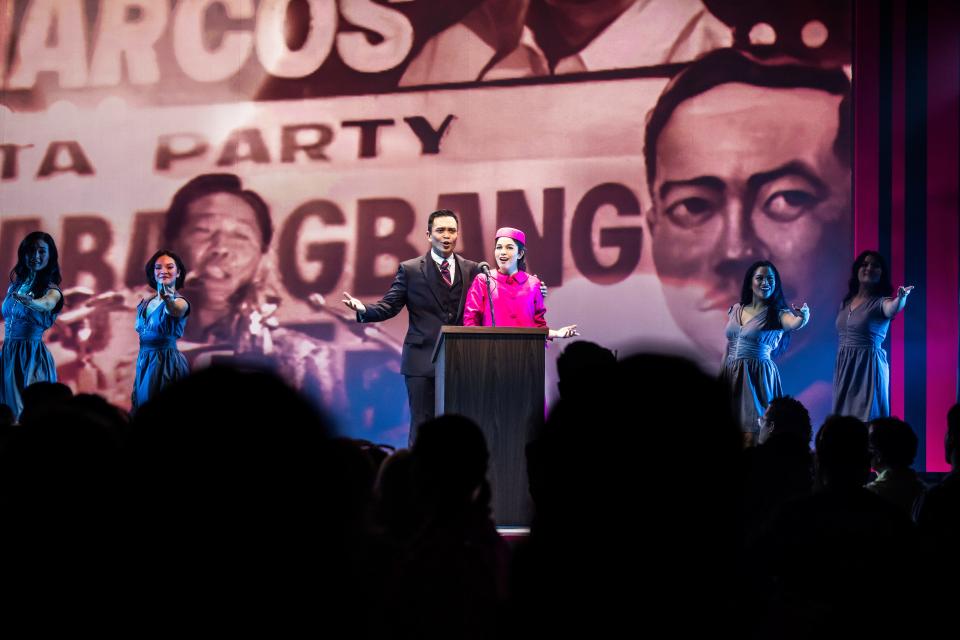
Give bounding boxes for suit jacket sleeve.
[531,275,547,328]
[358,265,408,323]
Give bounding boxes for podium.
[433,326,547,526]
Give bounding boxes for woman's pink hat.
[495,227,526,245]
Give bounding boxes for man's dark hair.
[765,396,812,446]
[644,48,851,198]
[163,173,273,251]
[427,209,459,232]
[868,417,918,469]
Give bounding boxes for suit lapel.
[421,253,445,309]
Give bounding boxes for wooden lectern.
[433,326,548,526]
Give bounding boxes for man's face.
[648,83,851,360]
[177,192,265,303]
[427,215,459,258]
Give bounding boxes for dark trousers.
[404,375,435,446]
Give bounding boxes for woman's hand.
[781,304,810,331]
[549,324,579,339]
[158,281,176,301]
[158,282,188,317]
[11,292,34,308]
[883,285,915,318]
[12,289,61,312]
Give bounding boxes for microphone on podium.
[477,262,496,326]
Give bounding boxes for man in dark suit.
[343,209,481,445]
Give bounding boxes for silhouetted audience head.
[759,395,812,446]
[741,397,815,540]
[815,415,870,488]
[757,416,918,640]
[19,381,73,424]
[128,366,335,514]
[555,340,616,400]
[388,415,505,640]
[68,393,129,434]
[533,353,740,519]
[0,386,132,612]
[518,353,742,635]
[868,417,918,471]
[914,403,960,620]
[354,440,393,471]
[0,403,123,564]
[128,367,334,514]
[122,366,372,623]
[374,449,418,541]
[411,414,489,512]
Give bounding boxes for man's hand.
[535,275,548,298]
[342,291,366,314]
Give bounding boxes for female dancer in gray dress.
[0,232,64,419]
[132,250,190,411]
[720,261,810,444]
[832,251,913,421]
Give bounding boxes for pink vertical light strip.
[889,0,906,422]
[924,1,960,472]
[853,0,880,254]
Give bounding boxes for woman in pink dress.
[463,227,578,340]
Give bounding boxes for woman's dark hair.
[516,240,528,272]
[739,260,791,355]
[842,250,893,307]
[162,173,273,252]
[144,250,188,289]
[10,231,64,313]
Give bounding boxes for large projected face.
[648,83,851,360]
[177,192,265,303]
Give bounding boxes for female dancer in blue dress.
[833,251,913,421]
[720,261,810,445]
[0,232,64,419]
[132,250,190,411]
